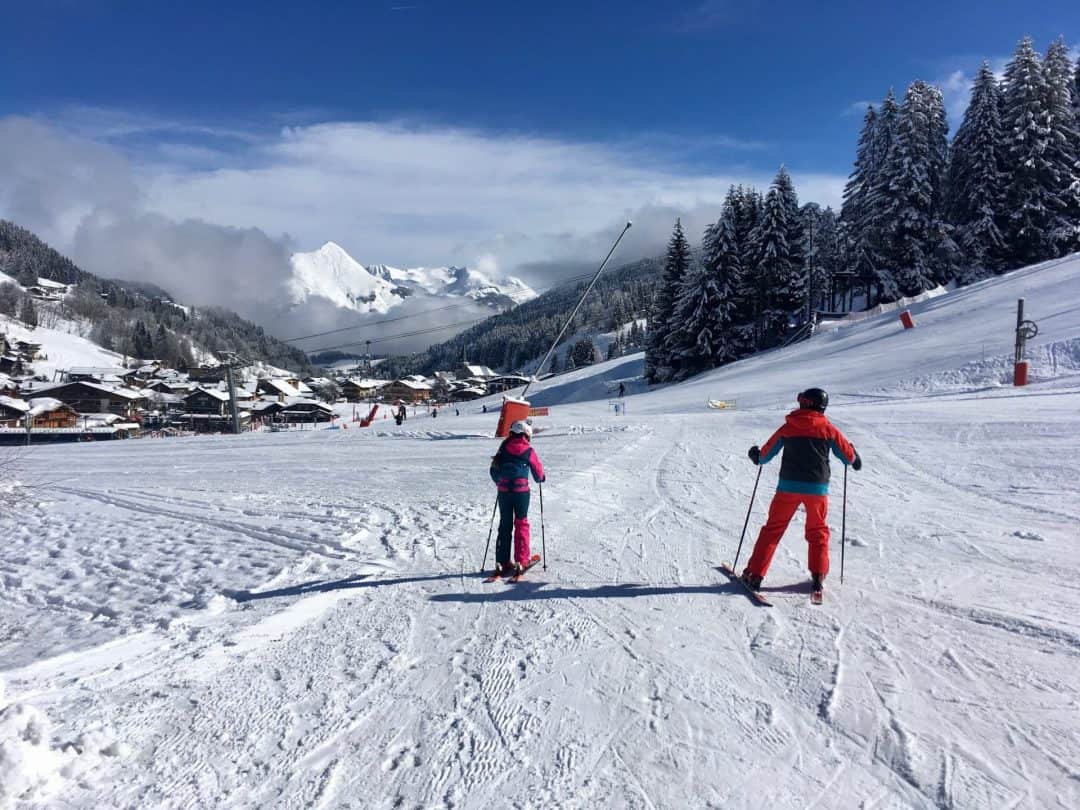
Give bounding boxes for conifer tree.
[752,167,804,347]
[946,61,1007,280]
[667,215,737,375]
[1073,58,1080,129]
[840,106,879,243]
[802,204,840,316]
[856,89,902,303]
[1001,37,1059,266]
[711,198,754,358]
[880,81,948,296]
[645,219,692,382]
[1043,38,1080,254]
[18,296,37,329]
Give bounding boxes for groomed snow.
[1,255,1079,807]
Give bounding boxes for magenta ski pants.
[496,491,531,567]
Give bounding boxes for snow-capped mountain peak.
[288,242,402,315]
[288,243,535,316]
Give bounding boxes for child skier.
[743,388,861,591]
[489,419,546,577]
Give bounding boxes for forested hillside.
[376,256,661,378]
[644,34,1080,383]
[0,219,312,372]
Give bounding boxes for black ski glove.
[747,445,761,464]
[852,452,862,471]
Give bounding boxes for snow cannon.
[1013,361,1029,387]
[899,310,915,329]
[495,397,531,438]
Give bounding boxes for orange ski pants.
[745,491,830,579]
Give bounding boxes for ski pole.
[840,465,848,585]
[732,465,763,571]
[539,481,547,571]
[480,497,498,573]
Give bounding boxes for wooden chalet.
[488,374,530,394]
[188,365,228,384]
[382,379,433,403]
[27,398,79,429]
[0,354,25,376]
[447,385,487,402]
[185,387,230,416]
[0,396,29,427]
[14,340,42,360]
[274,399,335,424]
[456,363,497,381]
[182,387,249,433]
[61,366,134,384]
[256,378,302,400]
[30,381,145,418]
[340,378,390,402]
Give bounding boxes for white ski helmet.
[509,419,533,438]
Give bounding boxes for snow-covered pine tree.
[667,216,737,376]
[857,89,902,303]
[840,105,878,252]
[946,60,1007,280]
[1073,57,1080,130]
[645,219,692,382]
[881,80,947,297]
[709,209,741,363]
[1043,38,1080,255]
[801,204,838,317]
[753,167,804,347]
[1001,37,1059,267]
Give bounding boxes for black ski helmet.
[797,387,829,412]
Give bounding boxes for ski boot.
[741,570,763,591]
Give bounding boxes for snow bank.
[0,684,125,803]
[892,336,1080,395]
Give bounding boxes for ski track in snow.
[4,259,1080,807]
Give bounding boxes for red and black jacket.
[758,408,856,495]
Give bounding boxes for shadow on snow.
[223,571,462,603]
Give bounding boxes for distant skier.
[489,420,546,578]
[618,382,626,398]
[742,388,861,592]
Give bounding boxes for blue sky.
[6,1,1077,170]
[1,1,1077,336]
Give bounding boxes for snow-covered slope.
[2,254,1078,808]
[289,241,536,316]
[0,314,127,380]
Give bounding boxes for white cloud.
[0,110,846,343]
[145,120,843,277]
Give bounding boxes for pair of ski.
[717,563,824,607]
[483,554,542,583]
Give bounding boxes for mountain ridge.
[288,241,536,317]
